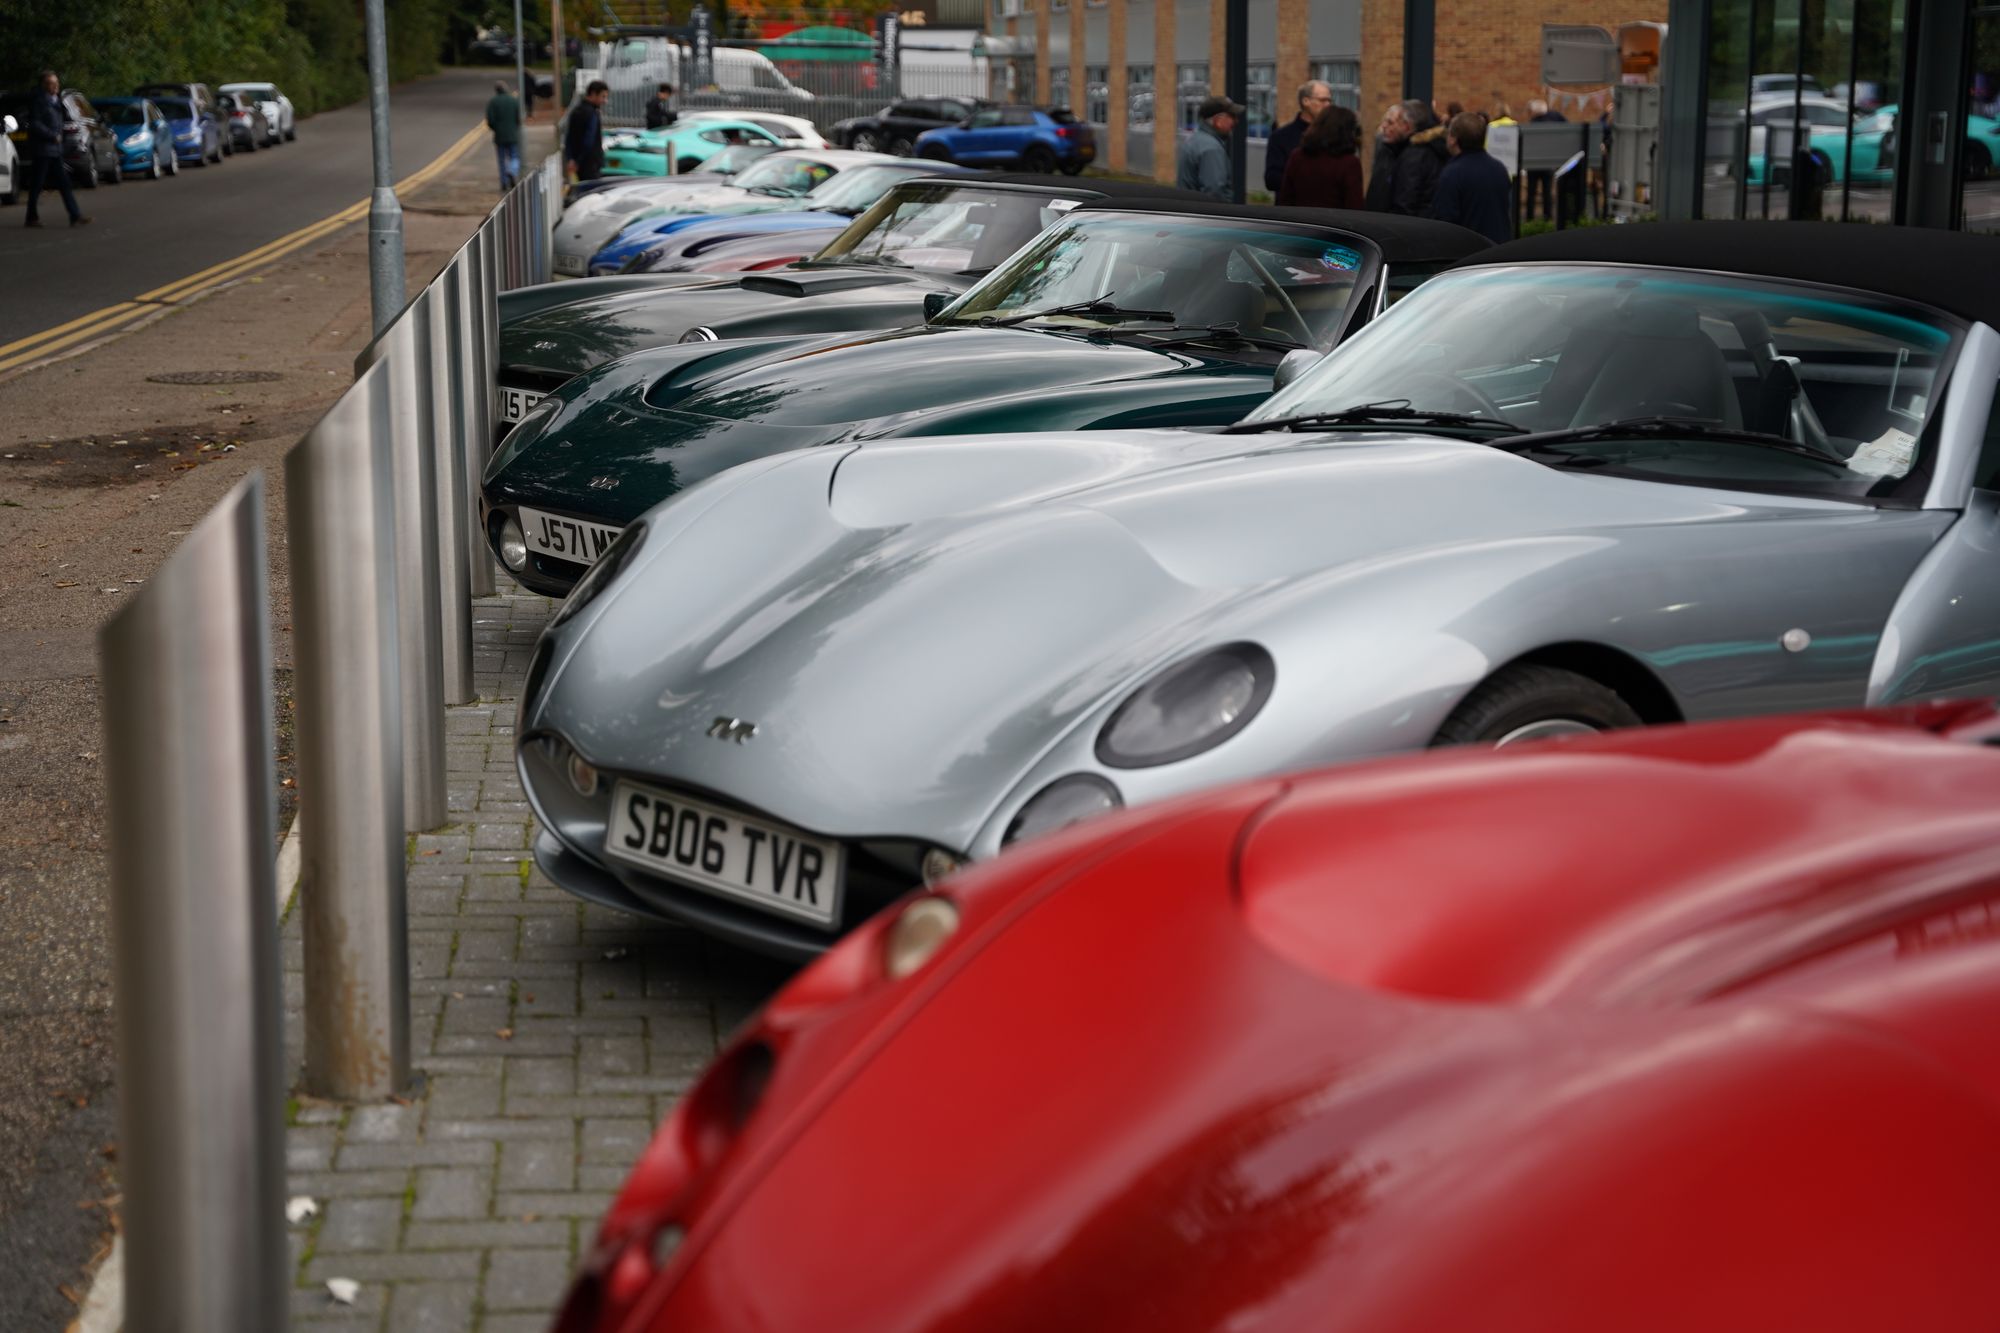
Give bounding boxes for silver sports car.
[518,221,2000,959]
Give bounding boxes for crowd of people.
[1178,81,1585,245]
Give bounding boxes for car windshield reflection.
[1244,262,1966,500]
[816,184,1101,276]
[939,212,1374,349]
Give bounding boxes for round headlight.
[1003,774,1121,847]
[679,326,719,343]
[498,516,528,571]
[883,895,960,979]
[1096,644,1275,769]
[567,751,599,797]
[920,848,962,886]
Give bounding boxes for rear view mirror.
[923,292,951,321]
[1271,348,1322,393]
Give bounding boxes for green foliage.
[1,0,453,117]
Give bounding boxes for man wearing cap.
[1177,94,1242,201]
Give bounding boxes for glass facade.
[1127,63,1155,128]
[1085,64,1109,123]
[1177,62,1209,134]
[1312,59,1362,111]
[1247,62,1276,139]
[1965,4,2000,230]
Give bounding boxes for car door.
[997,107,1040,159]
[953,109,1011,162]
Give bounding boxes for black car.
[829,96,988,155]
[0,89,122,186]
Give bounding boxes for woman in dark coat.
[1277,104,1364,209]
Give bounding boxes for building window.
[1085,64,1108,123]
[1311,59,1361,111]
[1246,62,1276,139]
[1127,64,1155,128]
[1176,62,1209,134]
[1051,65,1070,111]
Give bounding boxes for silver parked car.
[517,221,2000,959]
[219,81,293,142]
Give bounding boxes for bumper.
[480,500,593,597]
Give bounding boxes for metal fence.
[97,152,563,1331]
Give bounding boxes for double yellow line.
[0,121,486,377]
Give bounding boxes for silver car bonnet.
[532,430,1872,852]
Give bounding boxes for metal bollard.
[287,369,411,1102]
[529,183,546,285]
[101,475,288,1333]
[462,228,499,599]
[425,262,476,706]
[359,301,449,832]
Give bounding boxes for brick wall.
[1276,0,1310,127]
[1036,0,1051,107]
[1153,0,1177,182]
[1072,0,1089,116]
[1108,1,1129,171]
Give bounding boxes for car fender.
[499,273,727,325]
[1869,489,2000,704]
[872,372,1278,438]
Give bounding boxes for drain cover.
[145,370,284,385]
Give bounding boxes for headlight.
[132,132,152,145]
[498,516,528,570]
[678,326,719,343]
[1003,774,1121,847]
[882,895,959,979]
[550,521,647,630]
[919,848,962,886]
[567,750,599,797]
[1096,643,1274,768]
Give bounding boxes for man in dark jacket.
[644,83,677,130]
[23,71,86,228]
[485,80,522,190]
[1390,99,1447,217]
[1365,101,1409,211]
[1430,112,1513,243]
[1263,79,1332,195]
[563,79,609,183]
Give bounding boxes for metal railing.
[97,152,564,1329]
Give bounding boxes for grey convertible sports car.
[518,221,2000,959]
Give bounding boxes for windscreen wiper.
[1107,323,1306,353]
[1222,400,1527,434]
[1490,415,1845,466]
[981,291,1177,328]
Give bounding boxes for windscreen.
[819,184,1090,274]
[731,154,836,196]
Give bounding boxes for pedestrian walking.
[645,83,678,130]
[1263,79,1333,196]
[22,71,87,229]
[564,79,609,184]
[485,79,523,190]
[1524,97,1567,219]
[1176,95,1243,200]
[1429,111,1513,243]
[1277,104,1363,209]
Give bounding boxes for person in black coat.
[564,79,609,182]
[1430,112,1514,243]
[644,83,677,130]
[23,71,86,228]
[1390,99,1448,217]
[1263,79,1332,196]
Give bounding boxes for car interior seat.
[1565,297,1743,429]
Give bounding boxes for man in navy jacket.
[1430,112,1511,244]
[564,80,609,183]
[23,71,87,228]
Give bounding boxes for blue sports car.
[150,95,223,166]
[914,104,1095,174]
[93,97,179,179]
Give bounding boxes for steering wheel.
[1403,370,1508,420]
[1235,246,1316,345]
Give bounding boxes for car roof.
[765,147,899,166]
[904,172,1206,203]
[1456,220,1999,325]
[1073,197,1493,263]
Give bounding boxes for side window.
[1384,263,1447,306]
[1003,109,1036,126]
[967,110,1003,129]
[888,102,922,119]
[1975,382,2000,491]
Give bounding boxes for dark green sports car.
[489,174,1201,447]
[482,201,1487,594]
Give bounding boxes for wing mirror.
[1271,348,1323,393]
[1,115,15,133]
[923,291,952,322]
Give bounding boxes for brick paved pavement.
[280,589,794,1331]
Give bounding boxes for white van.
[587,35,811,106]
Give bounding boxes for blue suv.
[914,105,1096,175]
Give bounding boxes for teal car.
[481,201,1488,594]
[604,120,786,178]
[1747,102,2000,187]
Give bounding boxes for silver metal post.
[426,264,476,705]
[101,475,288,1333]
[462,228,499,598]
[529,184,547,285]
[364,0,404,334]
[358,303,449,832]
[287,374,411,1102]
[513,0,528,134]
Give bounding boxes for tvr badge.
[707,717,758,744]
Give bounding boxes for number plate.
[498,385,544,424]
[605,781,844,928]
[554,252,587,275]
[517,506,623,564]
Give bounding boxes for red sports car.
[555,701,2000,1332]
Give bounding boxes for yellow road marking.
[0,121,486,375]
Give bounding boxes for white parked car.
[679,108,825,148]
[219,82,294,143]
[0,117,17,205]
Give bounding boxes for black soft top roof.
[1073,197,1492,264]
[905,172,1205,203]
[1458,221,2000,325]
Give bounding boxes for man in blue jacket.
[23,71,87,228]
[563,79,609,183]
[1430,112,1511,243]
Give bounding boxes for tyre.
[917,142,952,160]
[285,125,296,142]
[851,129,882,152]
[108,156,122,184]
[887,135,913,156]
[167,148,179,175]
[1429,664,1642,749]
[1969,142,1993,181]
[79,157,98,188]
[1058,159,1085,176]
[148,152,161,179]
[1019,144,1056,173]
[675,156,700,175]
